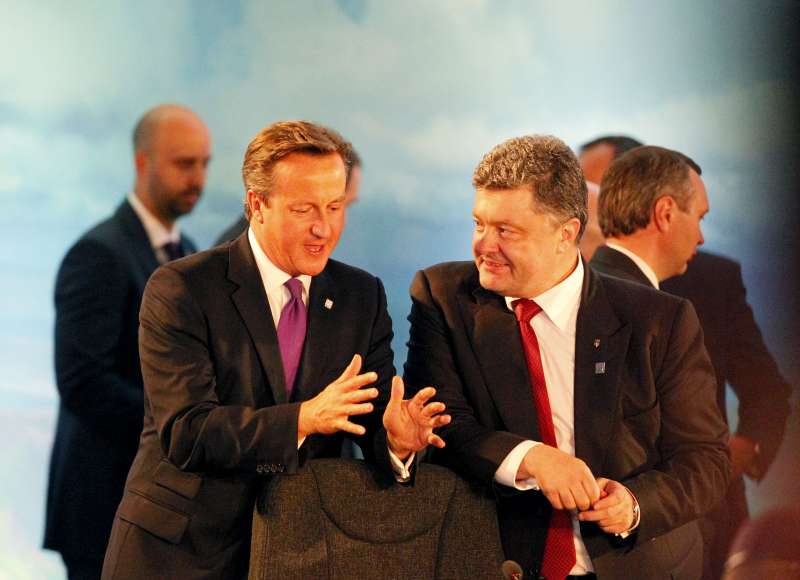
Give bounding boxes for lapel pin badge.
[324,298,334,310]
[593,338,601,349]
[594,362,606,375]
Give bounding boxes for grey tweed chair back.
[248,458,504,579]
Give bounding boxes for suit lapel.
[293,269,335,402]
[227,234,288,405]
[116,200,160,276]
[573,266,631,474]
[462,279,541,441]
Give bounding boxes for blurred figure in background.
[578,135,642,260]
[44,104,211,579]
[722,507,800,579]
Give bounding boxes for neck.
[133,186,174,229]
[605,235,666,281]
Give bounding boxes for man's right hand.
[518,444,600,511]
[297,354,379,439]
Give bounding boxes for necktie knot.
[512,298,542,324]
[285,278,304,301]
[162,241,183,262]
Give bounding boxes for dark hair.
[598,145,702,237]
[580,135,644,158]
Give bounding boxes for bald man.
[44,104,211,580]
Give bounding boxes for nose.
[311,216,331,239]
[473,227,498,255]
[189,162,207,188]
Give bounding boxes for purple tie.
[277,278,307,396]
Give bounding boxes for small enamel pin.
[324,298,334,310]
[594,362,606,375]
[593,338,601,349]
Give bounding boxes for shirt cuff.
[494,440,541,490]
[389,447,416,482]
[616,486,641,538]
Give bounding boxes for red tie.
[513,299,576,580]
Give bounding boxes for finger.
[591,491,621,511]
[577,507,608,522]
[339,372,379,391]
[345,402,375,416]
[388,375,404,408]
[346,388,380,403]
[582,474,601,503]
[559,490,577,511]
[334,354,362,384]
[339,420,367,436]
[420,401,447,418]
[431,414,451,428]
[544,491,563,511]
[426,434,446,449]
[410,386,437,409]
[573,487,592,512]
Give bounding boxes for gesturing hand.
[520,444,600,511]
[578,478,637,534]
[383,376,451,460]
[298,354,379,439]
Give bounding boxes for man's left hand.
[383,376,451,461]
[578,478,636,535]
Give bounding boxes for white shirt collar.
[247,226,311,304]
[128,193,180,250]
[605,242,660,289]
[504,255,584,332]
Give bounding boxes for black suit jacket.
[102,234,395,580]
[44,200,195,560]
[403,261,729,580]
[661,251,791,475]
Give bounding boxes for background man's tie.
[277,278,308,397]
[162,241,184,262]
[513,298,577,580]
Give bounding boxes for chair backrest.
[249,458,505,579]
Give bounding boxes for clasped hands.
[518,444,637,535]
[297,354,450,460]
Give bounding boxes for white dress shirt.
[493,257,595,575]
[127,193,181,264]
[605,242,659,288]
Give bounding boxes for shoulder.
[415,261,476,294]
[322,258,382,287]
[592,269,693,327]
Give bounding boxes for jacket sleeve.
[724,262,792,476]
[624,300,731,542]
[54,238,144,442]
[139,265,302,475]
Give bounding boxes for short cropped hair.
[598,145,702,238]
[242,121,353,218]
[579,135,643,158]
[472,134,588,239]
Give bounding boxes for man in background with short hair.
[45,104,211,580]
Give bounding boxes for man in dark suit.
[44,104,211,580]
[577,135,643,261]
[101,121,447,580]
[404,135,729,579]
[588,145,793,578]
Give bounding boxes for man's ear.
[653,196,676,233]
[558,217,582,252]
[134,150,147,176]
[246,190,266,223]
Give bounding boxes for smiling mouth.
[479,256,508,270]
[305,244,325,255]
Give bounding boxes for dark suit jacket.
[403,261,729,580]
[102,234,395,580]
[44,200,195,561]
[661,251,791,475]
